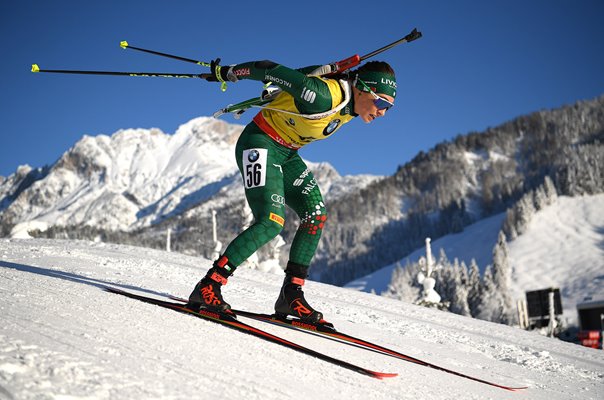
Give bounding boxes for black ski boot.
[274,262,323,323]
[188,256,234,313]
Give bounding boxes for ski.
[234,310,527,391]
[167,294,527,391]
[103,287,396,380]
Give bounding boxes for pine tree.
[467,259,482,317]
[476,265,502,322]
[533,184,548,211]
[475,233,517,325]
[543,175,558,203]
[514,193,536,236]
[383,262,420,303]
[502,207,519,239]
[459,260,469,287]
[449,260,471,316]
[433,249,454,304]
[491,231,516,324]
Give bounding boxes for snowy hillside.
[508,195,604,322]
[346,194,604,325]
[1,238,602,399]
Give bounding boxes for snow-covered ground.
[1,239,603,399]
[346,194,604,326]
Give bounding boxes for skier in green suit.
[188,58,397,323]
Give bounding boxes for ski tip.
[506,386,529,392]
[370,371,398,380]
[31,64,40,73]
[120,40,129,49]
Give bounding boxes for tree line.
[383,230,516,325]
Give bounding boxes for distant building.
[576,299,603,348]
[577,299,604,331]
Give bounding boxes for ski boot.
[187,256,234,313]
[274,262,324,324]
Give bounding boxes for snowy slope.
[1,239,603,399]
[345,195,604,326]
[508,194,604,322]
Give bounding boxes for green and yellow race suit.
[220,61,357,271]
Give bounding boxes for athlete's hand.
[206,58,238,83]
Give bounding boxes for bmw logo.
[323,119,341,136]
[248,150,260,162]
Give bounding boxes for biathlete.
[187,58,397,323]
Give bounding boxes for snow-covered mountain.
[0,117,378,236]
[1,238,602,399]
[1,117,241,231]
[346,194,604,325]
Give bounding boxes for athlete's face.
[353,88,394,123]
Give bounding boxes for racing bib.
[242,148,268,189]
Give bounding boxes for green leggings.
[222,123,327,268]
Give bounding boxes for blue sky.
[1,0,603,177]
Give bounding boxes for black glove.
[206,58,238,83]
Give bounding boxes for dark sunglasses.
[357,78,395,111]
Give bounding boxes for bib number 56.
[246,163,263,187]
[242,148,268,189]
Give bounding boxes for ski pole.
[119,41,211,67]
[31,64,212,79]
[119,41,228,90]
